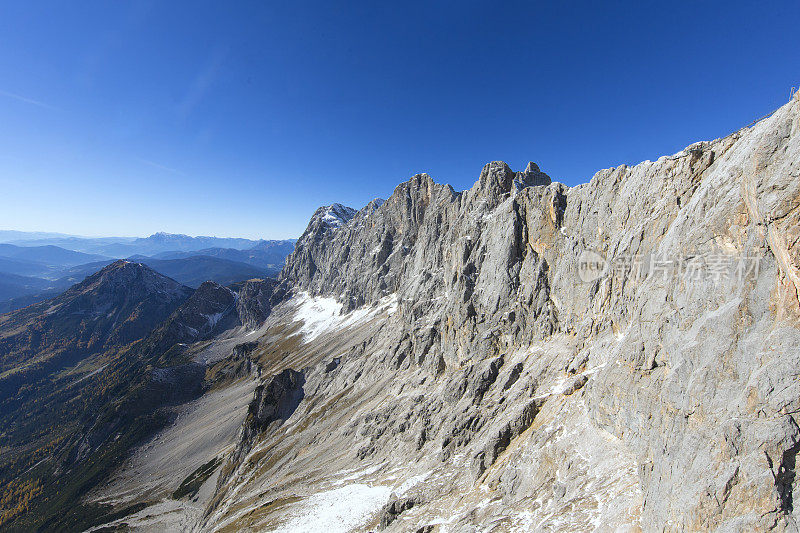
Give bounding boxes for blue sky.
[0,1,798,239]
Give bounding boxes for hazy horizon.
[0,228,299,241]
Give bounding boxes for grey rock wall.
[207,92,800,531]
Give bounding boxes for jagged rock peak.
[386,173,457,209]
[392,172,440,193]
[521,161,551,186]
[475,160,551,197]
[283,204,359,284]
[359,197,385,215]
[317,203,357,230]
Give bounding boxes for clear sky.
[0,1,798,239]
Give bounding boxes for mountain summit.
[0,260,191,398]
[318,203,358,229]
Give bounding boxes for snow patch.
[331,464,383,486]
[203,311,225,328]
[322,213,345,227]
[320,203,357,230]
[272,484,391,533]
[386,294,399,315]
[293,292,398,341]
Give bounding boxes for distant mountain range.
[138,256,268,288]
[0,231,293,257]
[0,230,95,242]
[0,233,296,313]
[150,239,295,268]
[0,272,52,302]
[0,244,110,276]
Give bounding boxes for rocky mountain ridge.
[200,92,800,531]
[3,93,800,532]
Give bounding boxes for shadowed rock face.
[139,280,240,356]
[248,368,306,430]
[235,277,282,329]
[211,93,800,531]
[218,368,305,487]
[143,277,287,356]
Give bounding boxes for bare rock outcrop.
[234,277,282,329]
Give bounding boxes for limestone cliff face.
[203,93,800,532]
[280,160,560,354]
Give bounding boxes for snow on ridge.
[320,203,357,230]
[322,212,346,228]
[293,292,398,341]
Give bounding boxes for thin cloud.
[137,158,186,176]
[0,89,58,110]
[177,47,228,117]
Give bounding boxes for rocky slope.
[192,93,800,532]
